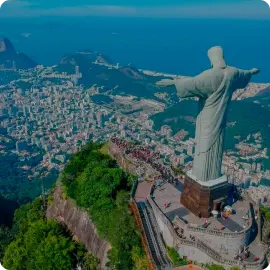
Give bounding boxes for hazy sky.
[0,0,270,18]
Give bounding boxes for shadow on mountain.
[0,37,37,70]
[57,52,167,98]
[0,196,19,227]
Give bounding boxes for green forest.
[0,143,147,270]
[0,198,99,270]
[61,142,148,270]
[0,135,58,204]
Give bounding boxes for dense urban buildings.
[0,60,269,205]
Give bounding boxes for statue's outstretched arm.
[156,69,218,98]
[156,77,197,97]
[236,68,260,89]
[174,77,199,98]
[239,68,260,77]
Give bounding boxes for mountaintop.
[0,37,37,70]
[58,52,161,98]
[0,37,16,54]
[76,49,114,65]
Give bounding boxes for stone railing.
[130,178,138,199]
[186,222,252,237]
[148,198,224,261]
[147,196,267,269]
[172,202,253,238]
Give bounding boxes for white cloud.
[0,1,270,18]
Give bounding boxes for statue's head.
[208,46,227,69]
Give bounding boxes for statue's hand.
[251,68,260,75]
[156,79,175,87]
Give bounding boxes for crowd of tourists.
[111,136,176,184]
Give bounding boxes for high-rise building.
[12,60,16,70]
[160,125,172,137]
[256,163,262,173]
[243,177,251,189]
[96,111,104,128]
[187,145,194,156]
[75,66,80,76]
[120,130,126,138]
[119,123,126,130]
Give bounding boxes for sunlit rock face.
[47,184,111,269]
[0,37,15,53]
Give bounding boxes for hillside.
[57,53,164,98]
[76,50,115,65]
[0,37,37,70]
[0,143,148,270]
[52,143,147,269]
[0,135,57,204]
[0,198,99,270]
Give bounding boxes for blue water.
[1,17,270,82]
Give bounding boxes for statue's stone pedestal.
[180,171,230,218]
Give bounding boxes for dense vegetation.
[61,142,147,269]
[0,70,20,86]
[260,206,270,222]
[207,265,225,270]
[0,135,58,204]
[1,198,99,270]
[57,53,164,99]
[166,246,187,266]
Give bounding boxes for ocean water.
[1,17,270,82]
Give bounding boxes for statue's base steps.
[180,174,230,218]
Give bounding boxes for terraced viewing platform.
[151,182,267,268]
[154,182,251,233]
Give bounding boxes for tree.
[3,220,76,270]
[12,198,45,234]
[230,267,241,270]
[131,246,148,270]
[82,253,100,270]
[60,143,145,269]
[0,226,13,260]
[167,246,187,266]
[208,264,225,270]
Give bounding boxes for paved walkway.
[153,182,250,233]
[152,182,266,262]
[134,181,153,202]
[173,266,203,270]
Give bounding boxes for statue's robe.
[175,67,253,181]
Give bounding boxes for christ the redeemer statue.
[156,46,259,182]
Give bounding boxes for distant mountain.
[0,37,37,70]
[57,53,161,98]
[118,66,146,80]
[76,50,114,65]
[256,86,270,97]
[245,87,270,112]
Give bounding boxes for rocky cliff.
[46,184,110,269]
[0,37,37,69]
